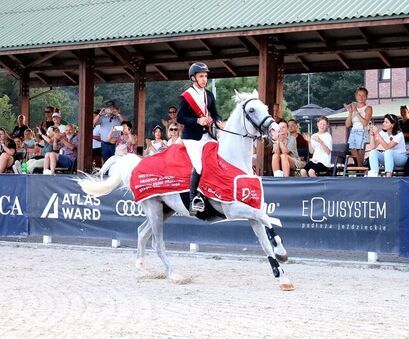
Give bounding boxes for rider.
[177,62,223,216]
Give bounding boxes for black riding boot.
[189,169,205,216]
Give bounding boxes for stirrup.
[189,196,205,215]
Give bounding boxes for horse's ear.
[252,89,259,98]
[234,89,242,101]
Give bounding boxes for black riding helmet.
[188,62,209,80]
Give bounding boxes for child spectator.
[0,128,16,173]
[13,137,26,161]
[23,129,36,159]
[300,116,333,177]
[288,118,308,160]
[143,125,167,156]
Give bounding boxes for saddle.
[130,143,263,210]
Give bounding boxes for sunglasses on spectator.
[44,110,51,113]
[168,111,177,114]
[169,128,178,131]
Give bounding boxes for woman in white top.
[166,122,182,146]
[300,116,333,177]
[344,87,373,166]
[143,125,167,156]
[368,114,408,177]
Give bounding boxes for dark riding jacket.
[177,89,222,141]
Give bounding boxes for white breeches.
[183,133,215,174]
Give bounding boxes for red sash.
[181,89,207,118]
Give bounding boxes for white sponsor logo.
[116,200,145,217]
[302,197,387,223]
[0,195,23,216]
[41,193,101,220]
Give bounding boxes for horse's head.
[234,89,280,142]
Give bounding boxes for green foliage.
[284,71,364,111]
[29,88,75,126]
[0,95,15,132]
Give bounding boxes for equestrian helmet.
[188,62,209,80]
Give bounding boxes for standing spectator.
[93,101,125,163]
[166,122,182,146]
[368,114,407,177]
[399,105,409,144]
[143,125,167,156]
[43,124,78,175]
[344,87,373,166]
[11,115,29,139]
[271,120,301,177]
[92,110,102,168]
[288,118,308,160]
[40,106,55,132]
[161,105,179,130]
[0,128,16,173]
[300,116,333,177]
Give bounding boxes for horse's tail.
[77,154,142,197]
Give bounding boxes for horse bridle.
[214,98,275,140]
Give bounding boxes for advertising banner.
[0,174,28,237]
[262,177,400,253]
[399,178,409,258]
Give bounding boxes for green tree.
[0,95,15,132]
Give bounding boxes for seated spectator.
[11,115,29,139]
[166,122,182,146]
[13,137,26,162]
[107,121,137,156]
[23,129,36,159]
[33,130,45,157]
[399,105,409,144]
[344,87,373,166]
[51,112,66,133]
[288,118,308,160]
[300,116,333,177]
[271,120,301,177]
[43,124,78,174]
[0,128,16,173]
[368,114,408,177]
[143,125,167,156]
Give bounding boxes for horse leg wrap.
[265,227,278,246]
[268,256,281,278]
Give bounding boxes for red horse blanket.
[130,143,263,209]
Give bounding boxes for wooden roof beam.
[357,27,371,44]
[335,53,350,69]
[238,36,258,53]
[377,51,392,67]
[152,65,169,80]
[94,70,107,83]
[221,61,237,76]
[198,39,214,53]
[26,51,60,69]
[63,71,78,84]
[164,42,181,56]
[33,72,51,85]
[106,46,137,70]
[246,36,260,50]
[0,55,22,78]
[316,30,330,46]
[297,56,311,72]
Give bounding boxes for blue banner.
[399,178,409,258]
[0,174,28,237]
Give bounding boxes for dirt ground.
[0,243,408,338]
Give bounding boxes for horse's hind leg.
[249,220,294,291]
[136,219,151,271]
[142,199,186,283]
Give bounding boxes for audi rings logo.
[116,200,146,217]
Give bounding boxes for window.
[379,69,391,81]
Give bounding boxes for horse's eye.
[249,108,255,113]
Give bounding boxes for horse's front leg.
[249,220,294,291]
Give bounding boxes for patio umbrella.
[292,104,335,134]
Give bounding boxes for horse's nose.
[268,122,280,142]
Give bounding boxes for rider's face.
[194,72,208,89]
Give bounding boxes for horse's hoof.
[279,277,294,291]
[169,273,192,285]
[275,253,288,263]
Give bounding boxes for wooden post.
[78,49,94,172]
[19,71,30,125]
[133,60,146,154]
[256,36,284,176]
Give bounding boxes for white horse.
[79,90,294,291]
